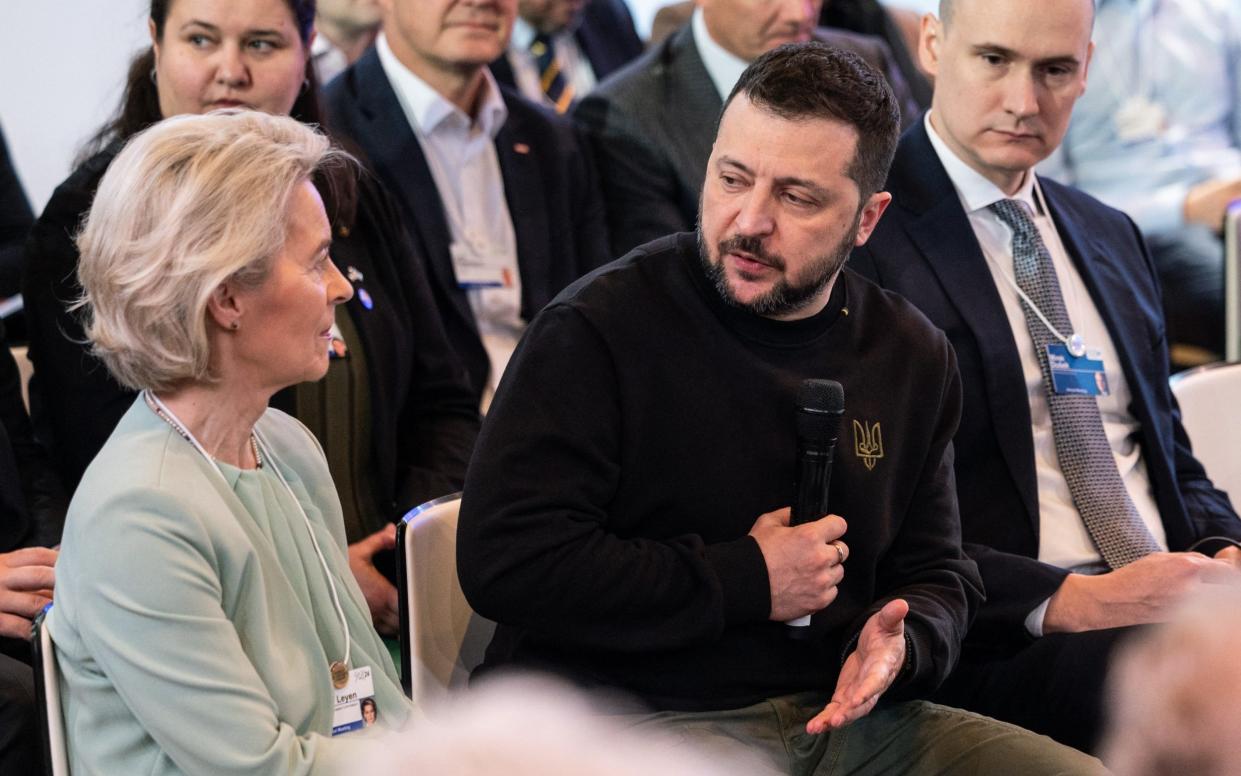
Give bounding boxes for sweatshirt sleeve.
[858,340,984,696]
[457,303,771,653]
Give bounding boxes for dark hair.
[76,0,357,226]
[81,0,320,159]
[723,41,900,200]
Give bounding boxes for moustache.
[718,234,785,271]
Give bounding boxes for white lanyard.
[984,185,1089,358]
[142,391,352,684]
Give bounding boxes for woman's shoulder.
[71,399,212,512]
[38,144,120,224]
[255,407,331,480]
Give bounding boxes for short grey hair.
[76,110,352,391]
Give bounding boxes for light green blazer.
[49,400,412,775]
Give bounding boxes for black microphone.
[787,379,845,632]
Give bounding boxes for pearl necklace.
[142,391,263,469]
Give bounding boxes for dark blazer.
[574,23,922,258]
[0,125,32,299]
[820,0,932,108]
[0,316,64,552]
[22,144,129,490]
[318,173,481,517]
[850,121,1241,649]
[324,49,612,399]
[490,0,645,94]
[21,144,478,513]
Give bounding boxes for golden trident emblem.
[853,420,884,471]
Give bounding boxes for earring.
[301,77,310,93]
[149,67,157,85]
[230,321,240,330]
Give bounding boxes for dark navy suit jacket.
[324,49,611,400]
[489,0,645,94]
[851,121,1241,650]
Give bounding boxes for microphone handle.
[787,442,836,633]
[791,444,835,526]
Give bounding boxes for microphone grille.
[798,379,844,414]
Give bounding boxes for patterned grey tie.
[990,199,1161,569]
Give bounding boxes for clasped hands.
[749,507,908,735]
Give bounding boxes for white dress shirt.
[377,33,523,411]
[506,17,598,108]
[692,8,749,101]
[925,113,1168,634]
[311,34,350,86]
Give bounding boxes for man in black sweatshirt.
[458,43,1101,774]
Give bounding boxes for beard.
[696,212,861,319]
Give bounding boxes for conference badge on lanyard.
[1046,344,1109,396]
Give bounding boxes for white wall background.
[1,1,150,212]
[0,0,935,213]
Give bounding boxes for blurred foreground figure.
[1103,583,1241,776]
[364,675,766,776]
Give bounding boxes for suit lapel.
[896,125,1041,529]
[495,100,550,322]
[575,24,611,79]
[1042,184,1158,435]
[350,50,477,335]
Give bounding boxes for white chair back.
[396,493,495,705]
[10,345,33,411]
[1171,362,1241,502]
[31,604,70,776]
[1225,204,1240,362]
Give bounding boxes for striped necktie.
[530,33,574,113]
[990,198,1161,569]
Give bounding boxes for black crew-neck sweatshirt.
[459,233,981,711]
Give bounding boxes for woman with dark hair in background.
[22,0,480,633]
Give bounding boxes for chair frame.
[1169,360,1241,499]
[31,603,69,776]
[1224,203,1239,362]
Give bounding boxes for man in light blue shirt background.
[1046,0,1241,361]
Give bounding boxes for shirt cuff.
[1024,597,1051,638]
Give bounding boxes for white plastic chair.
[1225,203,1239,361]
[1170,362,1241,502]
[10,345,33,411]
[396,493,495,705]
[31,604,69,776]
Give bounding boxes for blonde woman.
[48,111,411,775]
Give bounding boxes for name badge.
[451,242,513,289]
[1046,344,1109,396]
[331,666,378,736]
